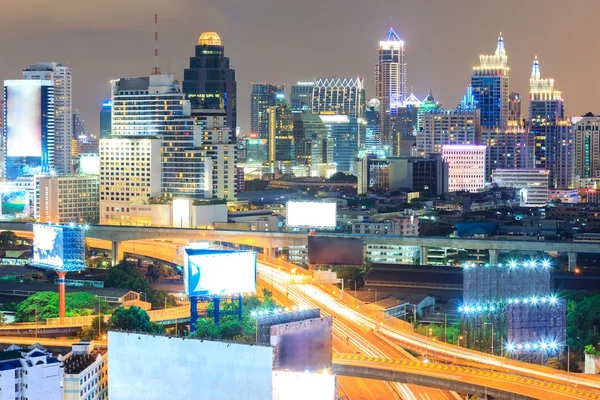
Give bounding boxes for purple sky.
[1,0,598,134]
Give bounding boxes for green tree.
[104,261,152,293]
[15,292,109,322]
[146,263,176,283]
[192,318,222,339]
[147,290,177,309]
[109,306,162,333]
[80,316,110,340]
[566,293,600,352]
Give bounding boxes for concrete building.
[352,215,419,236]
[548,189,581,204]
[99,137,162,224]
[290,81,314,113]
[417,109,481,157]
[250,83,285,139]
[36,175,100,224]
[312,77,365,119]
[442,145,486,192]
[492,169,549,207]
[23,62,72,175]
[0,345,62,400]
[376,28,407,149]
[62,341,107,400]
[575,112,600,181]
[365,244,417,265]
[293,113,333,168]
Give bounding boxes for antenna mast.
[152,13,161,75]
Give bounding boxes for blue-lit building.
[3,79,54,180]
[364,99,382,154]
[290,81,314,113]
[470,33,509,129]
[100,100,112,139]
[250,83,284,139]
[319,115,359,173]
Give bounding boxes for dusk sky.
[1,0,599,134]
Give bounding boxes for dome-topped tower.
[198,32,222,46]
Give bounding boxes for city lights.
[459,295,560,313]
[504,341,560,353]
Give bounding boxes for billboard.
[307,236,363,266]
[5,80,43,157]
[32,224,87,272]
[183,248,256,296]
[272,371,336,400]
[0,190,29,215]
[79,154,100,175]
[270,317,332,372]
[286,201,337,229]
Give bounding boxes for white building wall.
[108,332,273,400]
[442,145,486,192]
[492,168,549,207]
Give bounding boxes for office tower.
[364,99,382,154]
[100,100,112,139]
[111,74,212,200]
[23,62,72,175]
[492,169,549,207]
[393,93,423,157]
[36,175,100,223]
[529,56,569,187]
[442,145,486,192]
[182,32,237,133]
[376,27,407,148]
[290,81,314,112]
[250,83,285,138]
[244,137,268,163]
[319,115,359,173]
[99,137,162,224]
[575,112,600,181]
[194,109,237,200]
[483,120,533,173]
[312,77,365,118]
[3,80,54,180]
[267,100,294,167]
[72,110,89,138]
[471,33,509,129]
[509,92,521,121]
[293,113,333,167]
[554,120,575,189]
[417,109,481,156]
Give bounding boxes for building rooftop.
[63,350,105,375]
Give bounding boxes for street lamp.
[484,322,494,355]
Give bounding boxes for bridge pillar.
[189,296,198,333]
[489,249,500,265]
[419,246,428,266]
[568,252,577,272]
[111,241,122,266]
[264,247,277,258]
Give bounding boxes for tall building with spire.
[471,33,509,129]
[375,28,407,150]
[182,32,237,133]
[529,55,572,187]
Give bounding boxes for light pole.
[484,322,494,355]
[140,292,147,303]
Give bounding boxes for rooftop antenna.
[152,13,161,75]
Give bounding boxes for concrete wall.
[108,331,273,400]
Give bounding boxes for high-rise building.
[23,62,72,175]
[509,92,521,120]
[483,120,533,175]
[244,137,268,163]
[182,32,237,133]
[364,99,382,154]
[36,175,99,224]
[319,115,359,173]
[72,110,89,139]
[312,77,365,119]
[492,169,549,207]
[250,83,285,139]
[267,100,294,166]
[99,100,112,139]
[3,80,55,179]
[529,56,570,188]
[417,109,481,157]
[575,112,600,181]
[293,113,332,167]
[442,145,486,192]
[471,33,509,129]
[290,81,314,112]
[376,28,407,148]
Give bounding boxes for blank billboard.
[5,81,42,157]
[308,236,363,266]
[184,248,256,296]
[33,224,64,269]
[270,317,332,372]
[286,201,336,229]
[272,371,336,400]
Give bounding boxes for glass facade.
[319,115,359,173]
[312,77,365,118]
[250,83,285,139]
[290,82,314,113]
[100,100,112,139]
[267,100,294,164]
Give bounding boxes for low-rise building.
[62,341,108,400]
[36,175,100,224]
[548,189,581,204]
[442,145,486,192]
[492,169,549,207]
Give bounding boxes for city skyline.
[0,0,598,135]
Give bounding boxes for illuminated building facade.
[290,81,314,112]
[442,145,486,192]
[293,113,333,167]
[250,82,285,139]
[492,169,549,207]
[244,138,268,163]
[267,100,294,167]
[319,115,359,173]
[574,112,600,181]
[36,175,100,224]
[3,79,55,180]
[99,100,112,139]
[418,109,481,156]
[182,32,237,132]
[482,120,534,178]
[509,92,521,120]
[23,62,72,175]
[470,33,509,129]
[312,77,365,119]
[364,99,382,154]
[376,28,407,149]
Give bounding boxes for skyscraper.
[312,77,365,118]
[417,109,481,157]
[293,113,332,167]
[250,83,285,139]
[182,32,237,133]
[319,115,359,173]
[574,112,600,181]
[100,100,112,139]
[267,100,294,167]
[3,80,55,179]
[290,81,314,113]
[376,28,407,149]
[471,33,509,129]
[443,145,487,192]
[23,62,72,174]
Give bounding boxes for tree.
[109,306,161,333]
[146,263,176,283]
[566,293,600,352]
[15,292,110,322]
[80,315,110,340]
[329,172,357,183]
[0,231,17,246]
[147,290,177,309]
[104,261,152,294]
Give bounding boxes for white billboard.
[286,201,337,229]
[272,371,336,400]
[5,80,44,157]
[184,248,257,296]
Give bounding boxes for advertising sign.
[5,81,42,157]
[33,224,64,269]
[286,201,337,229]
